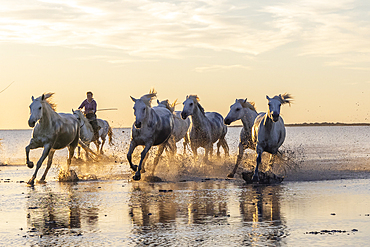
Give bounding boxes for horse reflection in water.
[224,98,258,178]
[127,182,285,246]
[25,93,80,186]
[25,183,99,239]
[252,94,293,182]
[181,95,229,162]
[156,99,191,155]
[127,90,175,181]
[239,185,285,244]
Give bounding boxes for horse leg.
[183,134,189,155]
[133,144,152,181]
[67,132,79,169]
[228,142,245,178]
[252,146,263,182]
[203,143,212,163]
[267,153,278,173]
[94,141,100,155]
[25,139,41,169]
[167,135,177,157]
[151,144,166,177]
[216,141,221,157]
[100,137,106,155]
[191,143,198,160]
[85,143,91,160]
[28,144,52,186]
[221,138,229,157]
[127,140,138,172]
[39,150,55,183]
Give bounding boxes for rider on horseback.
[78,91,100,144]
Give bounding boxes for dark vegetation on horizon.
[230,122,370,127]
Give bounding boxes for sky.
[0,0,370,129]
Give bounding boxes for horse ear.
[266,95,270,100]
[244,98,247,103]
[31,96,34,101]
[130,96,137,102]
[72,109,75,114]
[41,94,45,101]
[157,99,160,104]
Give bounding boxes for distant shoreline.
[229,122,370,127]
[1,122,370,131]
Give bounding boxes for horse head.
[131,96,148,129]
[72,109,85,127]
[224,99,247,125]
[28,95,43,127]
[266,93,292,122]
[28,93,56,128]
[181,95,199,120]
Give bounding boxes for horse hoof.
[252,174,259,182]
[27,180,35,186]
[130,165,138,172]
[227,173,235,178]
[37,180,47,184]
[132,173,141,181]
[27,161,34,169]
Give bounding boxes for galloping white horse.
[127,91,175,181]
[157,99,190,155]
[73,109,113,156]
[251,93,292,182]
[181,95,229,161]
[224,98,258,178]
[25,93,80,186]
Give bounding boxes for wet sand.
[1,162,369,247]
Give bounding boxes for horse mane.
[275,93,293,105]
[140,89,157,107]
[187,95,205,115]
[157,99,177,113]
[37,93,57,111]
[237,99,257,112]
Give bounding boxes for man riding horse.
[78,91,100,144]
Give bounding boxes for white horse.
[224,99,258,178]
[251,93,292,182]
[181,95,229,162]
[127,91,175,181]
[157,99,191,155]
[25,93,80,186]
[72,109,113,156]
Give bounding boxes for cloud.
[194,64,252,72]
[0,0,369,67]
[0,0,295,58]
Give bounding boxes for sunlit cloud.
[194,64,252,72]
[0,0,369,66]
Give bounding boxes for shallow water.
[0,126,370,246]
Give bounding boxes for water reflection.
[26,183,100,239]
[127,181,287,246]
[239,185,286,244]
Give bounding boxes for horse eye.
[39,107,42,110]
[189,103,193,106]
[236,108,240,111]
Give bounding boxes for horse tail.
[108,126,114,145]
